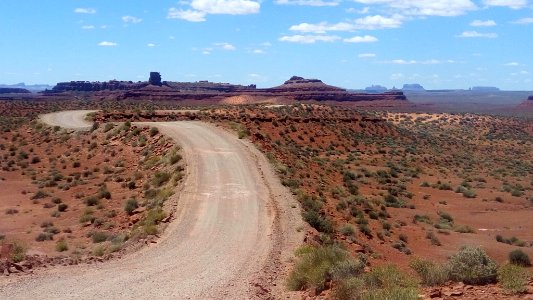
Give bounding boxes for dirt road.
[39,110,97,130]
[1,112,303,299]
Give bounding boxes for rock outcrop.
[528,95,533,101]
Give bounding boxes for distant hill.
[402,83,425,91]
[0,83,52,92]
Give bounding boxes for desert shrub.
[55,239,68,252]
[124,198,139,215]
[149,127,159,137]
[92,231,108,243]
[508,249,531,267]
[409,258,450,286]
[57,203,68,212]
[287,245,352,291]
[31,189,49,200]
[334,265,419,300]
[303,210,333,233]
[11,241,26,263]
[93,245,106,257]
[425,231,441,246]
[5,208,19,215]
[447,246,498,285]
[35,232,54,242]
[339,224,355,236]
[152,171,171,187]
[498,264,529,294]
[85,196,99,206]
[169,153,182,165]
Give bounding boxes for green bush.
[287,245,351,291]
[498,264,529,294]
[124,199,139,215]
[447,246,498,285]
[11,241,26,263]
[409,258,450,286]
[55,239,68,252]
[152,171,171,187]
[92,232,108,243]
[508,249,531,267]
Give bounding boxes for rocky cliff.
[0,88,31,94]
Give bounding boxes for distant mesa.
[402,83,425,91]
[0,87,31,94]
[40,73,407,103]
[365,85,388,93]
[471,86,500,92]
[528,95,533,101]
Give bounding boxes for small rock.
[429,288,442,298]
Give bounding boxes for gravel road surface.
[1,111,303,299]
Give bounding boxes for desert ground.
[1,100,532,299]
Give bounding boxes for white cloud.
[190,0,259,15]
[251,49,266,54]
[344,35,378,43]
[168,9,206,22]
[82,25,95,30]
[279,35,341,43]
[504,62,520,66]
[147,43,156,47]
[513,17,533,24]
[98,41,118,47]
[122,16,143,24]
[214,42,236,50]
[274,0,340,6]
[289,22,357,33]
[358,53,376,58]
[169,0,259,22]
[456,31,498,38]
[482,0,528,9]
[470,20,497,27]
[289,15,402,34]
[74,8,96,14]
[352,0,476,17]
[386,59,451,64]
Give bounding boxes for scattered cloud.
[122,16,143,24]
[512,17,533,24]
[274,0,340,6]
[358,53,376,58]
[482,0,528,9]
[214,42,236,50]
[504,62,520,66]
[470,20,496,27]
[344,35,378,43]
[81,25,95,30]
[168,9,206,22]
[251,49,266,54]
[169,0,260,21]
[74,8,96,14]
[456,31,498,38]
[147,43,156,47]
[352,0,477,17]
[289,15,402,34]
[98,41,118,47]
[279,34,341,43]
[386,59,451,65]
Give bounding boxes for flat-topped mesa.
[48,80,147,92]
[272,76,345,92]
[165,81,256,92]
[528,95,533,101]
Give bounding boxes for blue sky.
[1,0,532,90]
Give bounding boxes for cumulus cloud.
[168,9,207,22]
[358,53,376,58]
[352,0,476,17]
[279,34,341,43]
[147,43,156,47]
[482,0,528,9]
[470,20,497,27]
[274,0,340,6]
[122,16,143,24]
[74,8,96,14]
[168,0,259,22]
[98,41,118,47]
[289,15,402,33]
[504,62,519,66]
[343,35,378,43]
[81,25,95,30]
[456,31,498,38]
[386,59,451,65]
[513,17,533,24]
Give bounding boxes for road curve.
[39,110,97,130]
[1,111,303,299]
